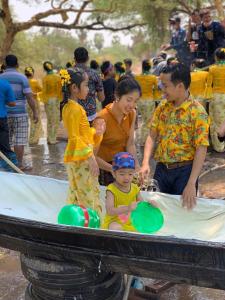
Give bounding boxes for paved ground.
[1,120,225,299]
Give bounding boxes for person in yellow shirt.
[190,59,212,110]
[41,61,62,144]
[103,152,157,231]
[135,60,158,146]
[60,68,105,217]
[208,48,225,152]
[24,67,43,145]
[140,64,209,210]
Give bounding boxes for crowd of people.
[0,7,225,232]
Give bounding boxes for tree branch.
[26,19,146,32]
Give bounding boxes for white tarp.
[1,171,225,242]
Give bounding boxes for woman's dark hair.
[90,60,99,70]
[74,47,89,63]
[161,63,191,90]
[60,68,87,106]
[215,48,225,61]
[66,61,73,68]
[116,77,141,99]
[24,66,34,78]
[142,59,151,73]
[114,62,125,74]
[101,61,112,75]
[43,61,53,72]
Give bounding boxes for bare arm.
[26,93,38,122]
[96,156,112,172]
[182,146,207,209]
[106,190,136,216]
[7,102,16,107]
[139,129,157,183]
[126,110,139,169]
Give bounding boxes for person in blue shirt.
[0,55,38,170]
[162,17,191,66]
[0,79,17,170]
[197,9,225,65]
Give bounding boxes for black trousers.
[0,117,13,156]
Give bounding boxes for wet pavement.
[1,122,225,299]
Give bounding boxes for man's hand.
[182,182,197,210]
[139,163,150,186]
[33,112,39,124]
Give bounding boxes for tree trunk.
[214,0,225,20]
[0,29,17,62]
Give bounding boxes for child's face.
[113,168,135,188]
[117,91,139,115]
[72,73,89,100]
[159,73,183,102]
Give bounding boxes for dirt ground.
[1,118,225,299]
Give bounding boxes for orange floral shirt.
[151,99,209,163]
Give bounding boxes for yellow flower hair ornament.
[59,69,71,86]
[25,67,34,75]
[221,48,225,54]
[45,62,52,70]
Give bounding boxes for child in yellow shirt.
[208,48,225,152]
[41,61,62,144]
[135,60,158,146]
[60,68,105,217]
[103,152,157,231]
[24,67,43,144]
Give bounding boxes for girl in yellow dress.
[24,67,43,145]
[103,152,157,231]
[60,68,105,217]
[41,61,62,144]
[208,48,225,152]
[135,60,159,146]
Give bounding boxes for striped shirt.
[75,63,104,121]
[0,68,32,117]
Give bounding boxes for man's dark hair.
[74,47,89,63]
[124,58,132,67]
[90,60,99,70]
[175,17,181,23]
[159,52,167,60]
[142,59,151,73]
[5,54,18,67]
[161,63,191,89]
[101,61,111,75]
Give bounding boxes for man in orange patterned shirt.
[140,64,209,210]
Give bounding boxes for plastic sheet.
[1,172,225,242]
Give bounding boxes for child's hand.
[92,119,106,136]
[88,156,99,177]
[129,201,137,212]
[148,199,158,208]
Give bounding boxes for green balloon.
[131,201,164,234]
[58,205,85,227]
[87,208,100,228]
